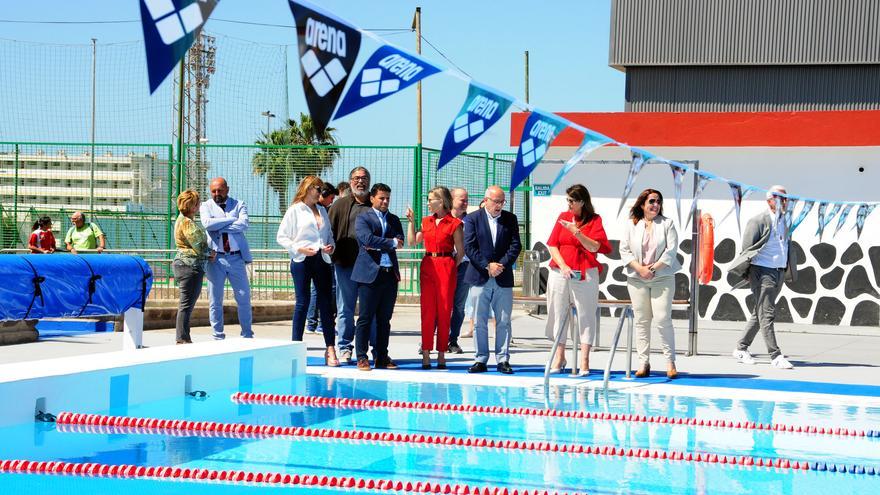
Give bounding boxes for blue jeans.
[307,271,337,332]
[291,256,335,346]
[449,260,471,345]
[206,253,253,338]
[470,278,513,364]
[335,264,358,351]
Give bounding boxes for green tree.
[252,113,340,215]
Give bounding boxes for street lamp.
[261,110,276,136]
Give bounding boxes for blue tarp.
[0,254,152,321]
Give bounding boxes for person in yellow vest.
[65,211,106,254]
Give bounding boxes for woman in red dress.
[406,186,465,370]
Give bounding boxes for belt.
[378,266,394,273]
[220,250,241,255]
[425,252,454,257]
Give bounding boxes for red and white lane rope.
[53,412,878,476]
[230,392,880,439]
[0,459,581,495]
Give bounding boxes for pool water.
[1,374,878,494]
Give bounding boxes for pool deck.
[1,306,878,404]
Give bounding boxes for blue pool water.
[1,374,878,494]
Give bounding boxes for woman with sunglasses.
[619,188,682,379]
[545,184,612,376]
[277,175,339,366]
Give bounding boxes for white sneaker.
[732,349,757,365]
[771,355,794,369]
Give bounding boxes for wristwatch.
[648,266,656,273]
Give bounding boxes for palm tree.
[252,113,340,215]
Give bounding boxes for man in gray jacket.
[729,185,797,369]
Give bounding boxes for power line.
[0,17,408,32]
[419,34,471,78]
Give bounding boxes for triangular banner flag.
[669,162,687,227]
[783,197,799,234]
[334,44,442,120]
[685,173,713,229]
[790,199,814,234]
[549,130,613,191]
[510,110,569,192]
[718,184,756,232]
[854,204,877,239]
[289,0,362,136]
[816,203,842,241]
[617,149,654,216]
[140,0,219,93]
[438,82,513,170]
[833,204,854,238]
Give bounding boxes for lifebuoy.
[698,213,714,285]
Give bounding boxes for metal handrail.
[602,305,635,390]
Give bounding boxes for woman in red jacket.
[406,186,465,370]
[545,184,611,376]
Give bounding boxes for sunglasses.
[566,198,580,204]
[647,199,662,205]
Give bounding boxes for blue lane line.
[305,356,880,398]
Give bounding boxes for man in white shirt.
[729,185,798,369]
[200,177,254,340]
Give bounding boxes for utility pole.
[524,50,530,105]
[411,7,423,221]
[522,50,530,247]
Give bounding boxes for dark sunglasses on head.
[566,198,579,204]
[647,199,662,205]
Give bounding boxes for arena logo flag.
[334,45,442,120]
[816,203,841,241]
[789,199,814,234]
[833,204,854,238]
[288,0,362,135]
[438,82,513,170]
[549,129,614,191]
[140,0,219,93]
[783,197,799,234]
[510,110,568,192]
[617,149,655,216]
[854,204,877,239]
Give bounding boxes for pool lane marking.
[230,392,880,440]
[0,459,584,495]
[54,412,879,477]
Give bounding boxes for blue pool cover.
[0,254,152,320]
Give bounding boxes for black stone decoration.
[810,243,836,269]
[532,241,551,262]
[714,238,736,263]
[680,239,692,255]
[791,297,813,318]
[712,294,746,321]
[676,253,685,266]
[674,273,690,300]
[851,300,880,326]
[598,291,611,317]
[841,243,863,265]
[785,267,816,294]
[775,297,794,323]
[612,266,627,282]
[792,241,806,264]
[599,263,609,284]
[727,271,747,288]
[538,266,548,295]
[606,240,621,260]
[712,265,722,282]
[844,266,880,299]
[698,285,717,318]
[813,297,846,325]
[870,247,880,286]
[820,267,844,290]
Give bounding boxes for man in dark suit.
[352,183,404,371]
[463,185,522,374]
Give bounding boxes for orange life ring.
[698,213,714,285]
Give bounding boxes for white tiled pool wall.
[0,342,305,427]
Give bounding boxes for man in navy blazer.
[352,183,404,371]
[463,185,522,374]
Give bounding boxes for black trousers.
[355,269,398,363]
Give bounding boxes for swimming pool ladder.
[602,305,635,389]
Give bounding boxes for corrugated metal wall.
[610,0,880,67]
[626,65,880,112]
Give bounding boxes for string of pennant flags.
[139,0,878,239]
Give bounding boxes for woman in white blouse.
[619,188,682,379]
[277,176,338,365]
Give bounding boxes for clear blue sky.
[0,0,624,150]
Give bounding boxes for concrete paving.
[3,306,878,391]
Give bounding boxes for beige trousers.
[544,268,600,346]
[627,275,676,365]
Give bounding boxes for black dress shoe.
[468,362,488,373]
[497,362,514,374]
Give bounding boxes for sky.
[0,0,625,150]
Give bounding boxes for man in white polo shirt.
[729,185,798,369]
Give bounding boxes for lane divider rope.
[54,412,879,477]
[0,459,582,495]
[230,392,880,440]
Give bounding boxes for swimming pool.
[1,371,878,495]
